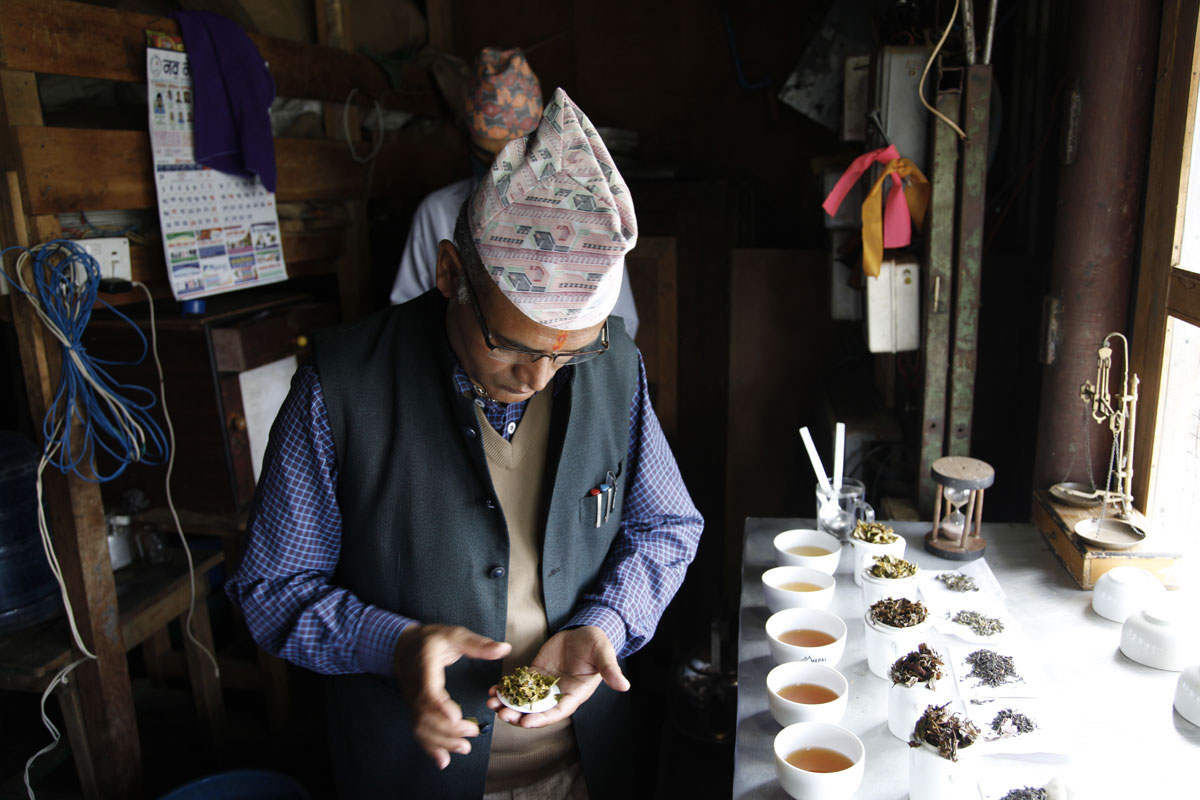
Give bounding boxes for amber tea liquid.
[778,682,840,704]
[787,545,832,556]
[778,629,837,647]
[785,746,854,773]
[778,581,823,592]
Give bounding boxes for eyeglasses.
[460,266,609,364]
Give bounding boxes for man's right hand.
[392,624,512,770]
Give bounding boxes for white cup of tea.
[773,721,865,800]
[762,566,836,614]
[766,608,848,666]
[767,661,849,727]
[773,529,843,575]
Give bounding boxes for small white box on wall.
[865,258,920,352]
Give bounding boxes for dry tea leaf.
[889,643,945,688]
[964,648,1023,688]
[498,666,559,707]
[951,609,1005,637]
[999,789,1047,800]
[909,701,980,761]
[851,520,899,544]
[869,597,929,628]
[935,572,979,592]
[870,554,917,579]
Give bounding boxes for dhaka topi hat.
[467,87,637,330]
[464,47,542,144]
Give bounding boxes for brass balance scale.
[1050,332,1147,549]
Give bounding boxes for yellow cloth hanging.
[860,158,930,278]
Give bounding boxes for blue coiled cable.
[0,240,169,481]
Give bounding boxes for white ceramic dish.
[497,682,562,714]
[1092,566,1165,622]
[1120,594,1200,671]
[773,721,865,800]
[766,661,849,727]
[773,529,843,575]
[848,534,905,586]
[863,612,933,679]
[1174,664,1200,727]
[765,608,848,667]
[860,566,921,608]
[763,566,836,614]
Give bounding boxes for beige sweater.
[477,390,577,792]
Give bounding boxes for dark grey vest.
[314,290,637,799]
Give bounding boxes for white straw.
[833,422,845,491]
[799,427,832,493]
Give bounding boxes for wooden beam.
[426,0,455,53]
[0,0,441,115]
[0,177,142,799]
[14,125,466,213]
[1130,0,1200,507]
[1168,267,1200,327]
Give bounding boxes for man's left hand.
[486,625,630,728]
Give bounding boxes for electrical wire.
[918,0,969,140]
[0,241,217,798]
[135,279,220,682]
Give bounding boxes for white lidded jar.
[887,679,951,742]
[849,533,905,587]
[907,738,980,800]
[860,564,920,608]
[863,608,932,679]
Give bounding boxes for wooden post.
[0,173,143,799]
[930,484,943,542]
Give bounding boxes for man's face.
[435,240,605,404]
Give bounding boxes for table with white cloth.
[734,518,1198,799]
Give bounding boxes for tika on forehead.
[467,87,638,330]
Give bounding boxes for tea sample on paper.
[779,629,837,647]
[778,682,840,704]
[779,581,824,592]
[787,545,833,556]
[785,746,854,773]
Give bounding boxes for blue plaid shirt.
[226,352,703,677]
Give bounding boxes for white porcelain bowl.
[1092,566,1166,622]
[863,612,933,679]
[774,529,843,575]
[849,534,905,586]
[1120,593,1200,671]
[766,608,848,667]
[763,566,836,614]
[773,721,865,800]
[766,661,849,727]
[860,566,921,608]
[1175,664,1200,726]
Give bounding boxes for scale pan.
[1073,518,1147,550]
[1050,482,1103,508]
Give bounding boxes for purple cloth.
[171,11,277,192]
[226,354,704,677]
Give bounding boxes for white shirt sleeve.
[612,262,639,341]
[390,177,476,305]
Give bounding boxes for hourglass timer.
[926,456,995,561]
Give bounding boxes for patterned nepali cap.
[464,48,543,143]
[468,87,638,330]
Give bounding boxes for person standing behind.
[390,47,639,339]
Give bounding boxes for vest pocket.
[577,461,623,528]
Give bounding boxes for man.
[390,47,639,339]
[228,87,701,799]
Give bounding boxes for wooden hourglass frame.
[926,456,996,561]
